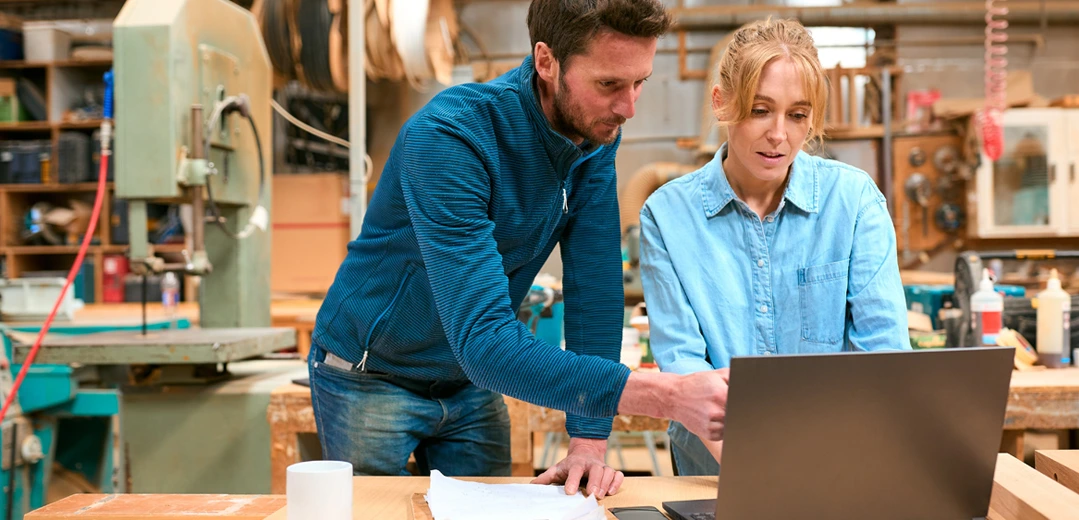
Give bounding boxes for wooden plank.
[267,384,318,494]
[1005,369,1079,430]
[26,494,285,520]
[989,453,1079,520]
[1035,450,1079,495]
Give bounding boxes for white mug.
[287,460,353,520]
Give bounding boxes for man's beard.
[551,75,625,146]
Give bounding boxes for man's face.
[549,31,656,145]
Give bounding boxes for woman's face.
[715,57,812,185]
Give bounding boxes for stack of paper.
[425,470,606,520]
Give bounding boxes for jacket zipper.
[559,146,604,216]
[360,267,413,372]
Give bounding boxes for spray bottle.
[971,268,1003,346]
[1035,269,1071,367]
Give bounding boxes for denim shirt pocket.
[798,259,850,347]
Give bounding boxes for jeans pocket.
[798,259,849,347]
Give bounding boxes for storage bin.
[0,277,84,321]
[23,21,71,62]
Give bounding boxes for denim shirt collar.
[700,142,820,218]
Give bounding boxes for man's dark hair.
[527,0,673,66]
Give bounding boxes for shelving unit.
[0,58,190,304]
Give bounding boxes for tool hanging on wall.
[905,172,933,237]
[934,145,960,175]
[908,147,927,167]
[935,203,965,234]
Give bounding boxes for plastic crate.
[23,21,71,62]
[0,277,84,321]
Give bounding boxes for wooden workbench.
[27,453,1079,520]
[266,368,1079,493]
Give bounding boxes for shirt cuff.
[566,414,614,439]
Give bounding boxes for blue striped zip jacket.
[312,56,631,438]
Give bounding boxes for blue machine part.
[904,284,1026,330]
[0,322,140,519]
[520,284,564,348]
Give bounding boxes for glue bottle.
[1035,269,1071,367]
[161,272,180,328]
[971,268,1003,346]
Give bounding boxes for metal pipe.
[673,2,1079,30]
[7,423,14,520]
[190,105,204,160]
[188,104,207,259]
[882,68,894,216]
[190,186,204,253]
[348,0,367,239]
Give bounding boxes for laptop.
[662,347,1014,520]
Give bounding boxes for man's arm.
[398,121,630,418]
[558,159,625,439]
[847,189,910,351]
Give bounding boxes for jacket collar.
[516,56,608,176]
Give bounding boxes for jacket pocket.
[365,263,441,353]
[798,259,849,347]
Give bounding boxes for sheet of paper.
[425,470,606,520]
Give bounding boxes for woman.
[639,18,909,476]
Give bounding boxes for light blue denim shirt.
[639,143,910,375]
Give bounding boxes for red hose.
[0,136,110,424]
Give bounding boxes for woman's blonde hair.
[714,18,827,147]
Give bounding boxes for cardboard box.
[271,173,351,295]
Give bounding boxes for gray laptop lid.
[715,347,1014,519]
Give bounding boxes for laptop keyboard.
[687,513,715,520]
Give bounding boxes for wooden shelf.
[1,244,184,256]
[57,120,107,130]
[0,60,111,69]
[51,59,112,68]
[5,245,87,255]
[100,244,186,255]
[0,61,48,70]
[0,182,111,192]
[0,122,52,132]
[152,244,187,254]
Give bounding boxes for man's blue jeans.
[308,342,512,476]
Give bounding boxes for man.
[309,0,729,498]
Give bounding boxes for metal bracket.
[177,147,210,187]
